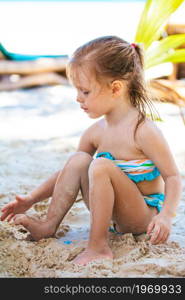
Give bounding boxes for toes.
[13,214,27,225]
[6,213,15,222]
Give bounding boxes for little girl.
[1,36,182,265]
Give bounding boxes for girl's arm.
[135,120,183,243]
[29,171,60,204]
[76,122,98,155]
[161,173,182,218]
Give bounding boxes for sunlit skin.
[1,66,182,266]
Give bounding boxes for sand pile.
[0,215,185,278]
[0,198,185,278]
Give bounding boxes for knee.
[66,151,93,170]
[88,157,110,178]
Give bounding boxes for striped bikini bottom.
[144,193,165,212]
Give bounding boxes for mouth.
[81,107,88,112]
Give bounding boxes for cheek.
[97,99,109,112]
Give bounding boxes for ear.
[111,80,124,96]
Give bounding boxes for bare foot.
[73,246,113,266]
[13,214,56,241]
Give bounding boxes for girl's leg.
[13,152,93,240]
[74,157,157,265]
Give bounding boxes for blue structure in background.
[0,43,68,61]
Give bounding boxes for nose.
[76,93,84,103]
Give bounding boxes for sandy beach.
[0,84,185,278]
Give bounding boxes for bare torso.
[93,114,165,196]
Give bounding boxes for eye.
[83,91,90,95]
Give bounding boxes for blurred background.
[0,0,185,89]
[0,0,146,55]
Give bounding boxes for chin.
[89,115,99,119]
[88,112,103,119]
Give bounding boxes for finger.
[6,213,15,222]
[159,231,169,244]
[1,205,9,212]
[147,221,155,235]
[0,210,12,221]
[150,225,160,244]
[1,213,7,221]
[165,232,170,242]
[2,200,17,212]
[1,202,14,212]
[153,229,165,244]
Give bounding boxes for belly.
[136,175,165,196]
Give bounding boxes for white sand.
[0,85,185,278]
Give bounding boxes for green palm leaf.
[135,0,185,50]
[162,48,185,63]
[134,0,185,125]
[145,34,185,68]
[145,49,185,68]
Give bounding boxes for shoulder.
[139,117,162,133]
[135,118,166,151]
[77,118,104,154]
[82,118,104,138]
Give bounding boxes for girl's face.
[73,67,114,119]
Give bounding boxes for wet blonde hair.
[67,35,159,139]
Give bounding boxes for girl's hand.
[0,195,34,222]
[147,213,172,244]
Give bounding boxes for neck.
[105,98,136,126]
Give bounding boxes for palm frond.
[163,48,185,63]
[135,0,185,49]
[145,34,185,68]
